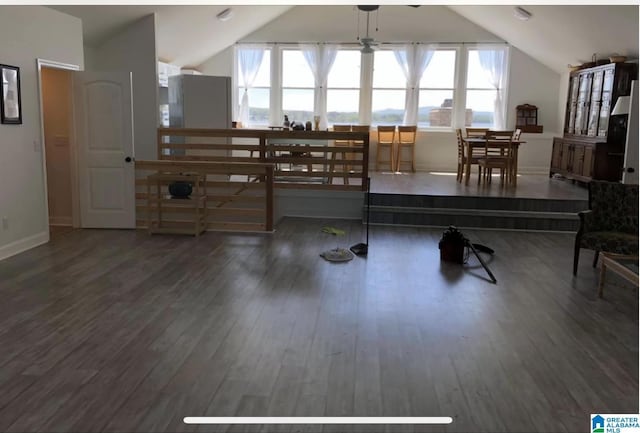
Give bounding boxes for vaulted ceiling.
[50,5,294,68]
[50,4,638,73]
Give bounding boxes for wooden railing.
[157,127,370,191]
[135,160,274,233]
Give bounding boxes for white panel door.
[74,71,135,228]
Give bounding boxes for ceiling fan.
[356,5,421,54]
[356,5,379,53]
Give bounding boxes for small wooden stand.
[516,104,543,133]
[146,172,207,236]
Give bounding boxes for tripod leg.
[467,242,497,284]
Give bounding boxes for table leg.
[465,142,472,185]
[512,146,518,186]
[598,261,606,298]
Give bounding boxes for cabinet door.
[572,144,586,176]
[581,145,594,178]
[561,142,573,172]
[574,73,593,135]
[551,138,563,170]
[587,70,604,136]
[566,75,580,134]
[598,68,615,137]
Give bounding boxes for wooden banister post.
[259,133,266,162]
[265,165,274,231]
[362,134,369,191]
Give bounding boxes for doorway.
[37,59,80,238]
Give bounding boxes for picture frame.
[1,64,22,124]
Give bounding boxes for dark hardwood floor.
[0,218,637,432]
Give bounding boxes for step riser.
[365,193,584,232]
[368,211,578,232]
[369,194,588,214]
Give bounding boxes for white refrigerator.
[168,75,232,158]
[168,75,232,129]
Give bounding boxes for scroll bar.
[184,417,453,425]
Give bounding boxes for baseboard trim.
[0,231,50,261]
[49,216,72,226]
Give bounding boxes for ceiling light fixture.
[513,6,532,21]
[216,8,234,22]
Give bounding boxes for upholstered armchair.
[573,180,639,275]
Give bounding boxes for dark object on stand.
[290,121,305,131]
[168,181,193,198]
[439,226,497,283]
[350,177,371,256]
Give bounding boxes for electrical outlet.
[2,217,8,230]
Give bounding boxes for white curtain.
[394,44,435,125]
[302,43,338,130]
[237,48,264,127]
[477,49,507,130]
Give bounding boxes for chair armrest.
[577,210,596,234]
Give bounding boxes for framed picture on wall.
[1,64,22,124]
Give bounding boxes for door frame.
[36,58,81,229]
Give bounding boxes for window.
[465,48,508,129]
[326,49,361,125]
[233,43,509,131]
[372,49,406,125]
[237,47,271,126]
[418,49,456,128]
[282,49,314,123]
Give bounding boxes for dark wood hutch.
[550,62,637,182]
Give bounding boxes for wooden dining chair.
[466,127,490,138]
[328,124,352,185]
[477,130,516,185]
[455,128,480,183]
[513,128,522,140]
[396,125,417,172]
[376,125,396,172]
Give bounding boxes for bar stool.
[396,125,417,172]
[376,125,396,172]
[350,125,370,179]
[328,124,352,184]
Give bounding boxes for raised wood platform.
[366,172,588,232]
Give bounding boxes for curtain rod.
[236,41,508,46]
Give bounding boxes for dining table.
[462,137,526,186]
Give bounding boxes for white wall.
[42,67,73,226]
[199,47,233,77]
[91,14,159,160]
[83,44,98,71]
[200,5,561,174]
[558,71,571,135]
[241,5,503,43]
[0,6,84,260]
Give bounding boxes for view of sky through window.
[238,46,505,127]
